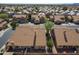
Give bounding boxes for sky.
[0,0,79,4]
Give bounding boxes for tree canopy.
[44,20,54,32]
[0,13,8,19]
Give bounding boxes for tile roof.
[54,28,79,47]
[9,26,35,46]
[54,15,65,22]
[34,28,46,47]
[8,26,46,47]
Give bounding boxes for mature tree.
[0,13,8,19]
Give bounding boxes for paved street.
[0,28,13,48]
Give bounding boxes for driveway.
[0,28,14,48]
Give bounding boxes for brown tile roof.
[9,26,35,46]
[8,26,46,47]
[54,15,65,22]
[34,28,46,47]
[54,28,79,48]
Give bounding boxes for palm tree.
[44,19,54,36]
[44,19,54,52]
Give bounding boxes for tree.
[0,13,8,19]
[62,7,68,11]
[44,19,54,34]
[47,39,53,51]
[14,7,20,13]
[10,21,18,30]
[44,19,54,52]
[44,19,54,39]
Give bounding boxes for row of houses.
[0,5,79,25]
[5,25,79,54]
[12,14,79,25]
[0,5,79,16]
[6,26,46,54]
